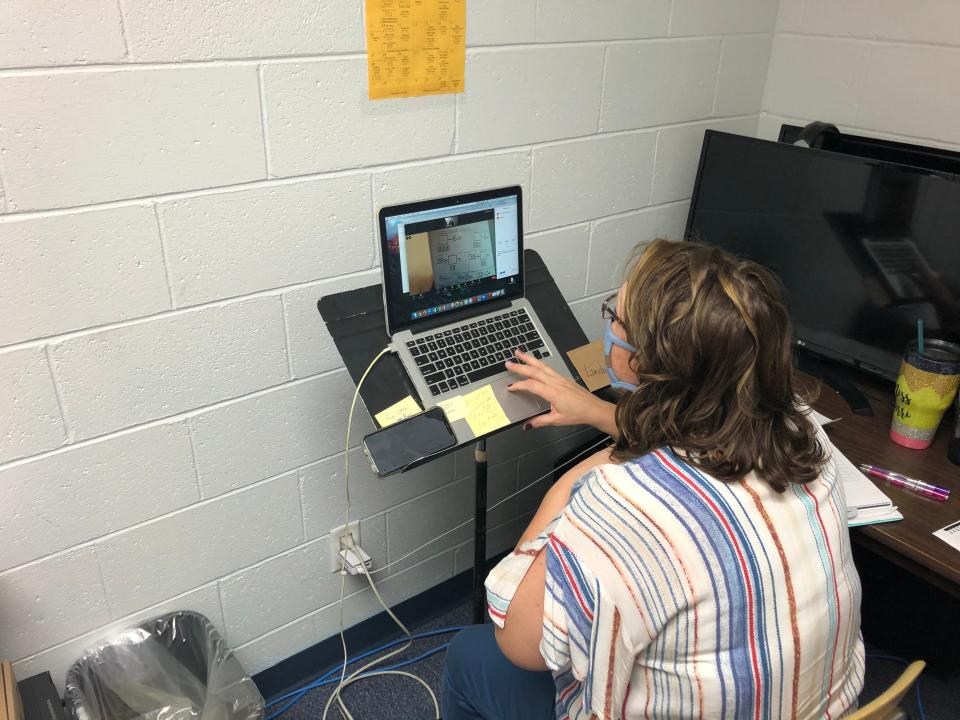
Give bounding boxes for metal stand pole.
[472,438,488,624]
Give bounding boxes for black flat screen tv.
[685,131,960,380]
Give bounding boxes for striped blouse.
[486,440,865,720]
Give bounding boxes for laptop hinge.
[408,298,513,335]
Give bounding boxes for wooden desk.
[810,374,960,596]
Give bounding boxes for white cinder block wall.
[0,0,777,687]
[761,0,960,150]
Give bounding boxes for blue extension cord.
[263,625,468,720]
[865,654,926,720]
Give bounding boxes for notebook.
[809,409,903,526]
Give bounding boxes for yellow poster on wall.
[365,0,466,100]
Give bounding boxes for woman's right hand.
[505,349,619,438]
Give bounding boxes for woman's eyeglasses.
[601,292,639,392]
[600,292,625,328]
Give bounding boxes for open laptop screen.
[379,187,524,334]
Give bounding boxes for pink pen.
[858,464,950,502]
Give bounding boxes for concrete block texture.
[234,549,455,676]
[283,269,381,379]
[300,449,456,543]
[762,35,868,126]
[525,224,590,301]
[120,0,364,62]
[96,472,302,617]
[190,370,375,499]
[49,297,289,439]
[586,202,691,295]
[776,0,960,45]
[601,39,722,132]
[535,0,671,41]
[386,466,516,574]
[671,0,780,37]
[0,1,126,68]
[651,116,758,205]
[219,514,387,647]
[0,547,110,661]
[568,294,607,345]
[0,67,265,211]
[0,347,65,464]
[262,59,456,177]
[856,43,960,146]
[0,205,169,347]
[159,175,375,307]
[529,132,656,231]
[714,35,774,117]
[372,152,531,224]
[458,47,604,152]
[0,422,198,572]
[467,0,536,46]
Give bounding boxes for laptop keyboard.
[406,308,551,396]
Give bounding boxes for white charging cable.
[324,347,440,720]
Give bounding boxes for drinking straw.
[917,318,925,355]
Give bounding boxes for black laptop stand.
[317,250,590,624]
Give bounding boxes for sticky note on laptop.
[375,395,422,427]
[566,340,611,392]
[437,395,468,423]
[463,385,510,436]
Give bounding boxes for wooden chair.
[847,660,926,720]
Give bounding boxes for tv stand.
[796,350,874,416]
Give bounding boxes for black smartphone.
[361,407,457,477]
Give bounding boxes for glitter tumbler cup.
[891,339,960,449]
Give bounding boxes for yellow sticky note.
[365,0,466,100]
[375,396,422,427]
[437,395,468,423]
[463,385,510,437]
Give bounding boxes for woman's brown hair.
[612,239,826,491]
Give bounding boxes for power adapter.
[338,542,372,576]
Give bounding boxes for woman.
[442,240,865,720]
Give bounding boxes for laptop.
[378,185,575,444]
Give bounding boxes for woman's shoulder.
[566,448,678,510]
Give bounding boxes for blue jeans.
[441,623,556,720]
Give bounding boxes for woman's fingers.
[504,350,559,383]
[525,411,559,428]
[506,377,553,402]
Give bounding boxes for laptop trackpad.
[490,376,550,421]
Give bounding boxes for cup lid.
[906,338,960,372]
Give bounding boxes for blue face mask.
[603,316,639,392]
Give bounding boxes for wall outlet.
[328,520,361,573]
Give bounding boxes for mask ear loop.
[603,316,640,392]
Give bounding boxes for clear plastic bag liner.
[64,612,263,720]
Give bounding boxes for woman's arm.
[494,447,612,669]
[505,350,619,439]
[515,447,612,546]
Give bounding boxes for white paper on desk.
[809,408,841,427]
[934,520,960,551]
[831,444,903,526]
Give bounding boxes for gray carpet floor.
[275,602,958,720]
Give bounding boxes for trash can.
[64,611,263,720]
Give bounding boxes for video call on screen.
[386,199,521,325]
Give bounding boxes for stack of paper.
[832,448,904,526]
[808,409,903,526]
